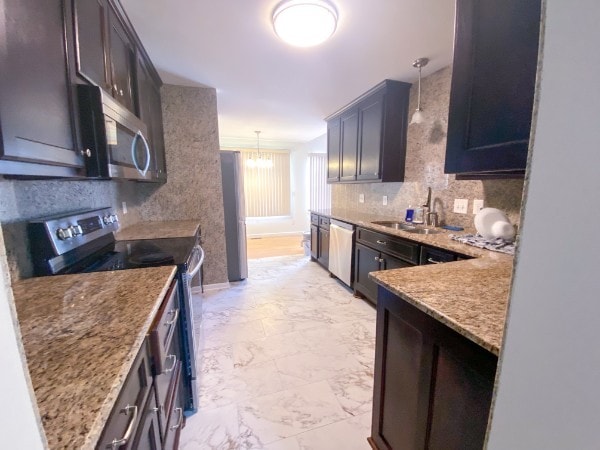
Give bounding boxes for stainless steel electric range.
[28,207,203,416]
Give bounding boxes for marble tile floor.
[180,254,377,450]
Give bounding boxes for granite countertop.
[12,266,177,449]
[116,220,201,240]
[311,208,513,355]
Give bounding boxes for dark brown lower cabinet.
[369,286,497,450]
[354,242,414,305]
[133,387,162,450]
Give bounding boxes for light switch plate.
[382,195,388,206]
[473,199,484,214]
[453,199,468,214]
[122,201,128,214]
[359,194,365,203]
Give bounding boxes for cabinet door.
[132,388,162,450]
[339,110,358,181]
[327,118,341,182]
[0,0,84,177]
[310,224,319,260]
[381,253,412,271]
[370,288,497,450]
[136,54,166,181]
[107,5,136,111]
[445,0,541,176]
[357,91,384,181]
[354,243,381,304]
[73,0,110,89]
[317,227,330,268]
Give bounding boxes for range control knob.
[103,215,113,225]
[56,228,73,240]
[69,225,83,236]
[110,214,119,223]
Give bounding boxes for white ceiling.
[121,0,456,147]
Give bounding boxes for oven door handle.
[131,130,151,177]
[188,245,204,278]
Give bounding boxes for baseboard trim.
[196,282,230,292]
[247,231,306,239]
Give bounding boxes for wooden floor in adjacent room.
[246,234,307,259]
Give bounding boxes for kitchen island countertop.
[311,208,513,355]
[116,220,200,240]
[12,266,177,449]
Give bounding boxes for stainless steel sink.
[371,221,416,231]
[403,227,443,235]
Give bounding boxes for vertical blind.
[309,153,331,211]
[240,149,291,218]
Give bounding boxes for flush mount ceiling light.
[272,0,338,48]
[410,57,430,125]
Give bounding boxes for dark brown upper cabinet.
[73,0,137,112]
[327,118,341,182]
[444,0,542,178]
[0,0,84,177]
[326,80,411,184]
[136,53,167,182]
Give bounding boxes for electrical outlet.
[453,199,468,214]
[473,199,484,214]
[382,195,388,206]
[359,194,365,203]
[122,201,128,214]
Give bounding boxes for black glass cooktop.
[77,236,197,273]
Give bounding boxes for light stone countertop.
[311,208,513,355]
[116,220,200,240]
[11,266,177,449]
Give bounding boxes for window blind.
[240,149,291,218]
[309,153,331,211]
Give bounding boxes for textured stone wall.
[331,66,525,229]
[136,85,228,285]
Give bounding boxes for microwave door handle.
[131,131,151,177]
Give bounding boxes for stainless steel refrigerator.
[220,151,248,281]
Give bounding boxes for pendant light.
[272,0,338,48]
[409,57,429,125]
[246,131,273,169]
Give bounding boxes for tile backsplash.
[331,66,524,229]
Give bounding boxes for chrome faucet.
[423,187,439,227]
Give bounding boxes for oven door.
[180,244,204,414]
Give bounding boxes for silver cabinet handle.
[169,408,184,431]
[374,256,380,261]
[111,404,138,449]
[376,240,387,245]
[119,89,124,96]
[80,148,91,157]
[165,308,179,326]
[427,258,443,264]
[379,257,384,263]
[164,354,177,373]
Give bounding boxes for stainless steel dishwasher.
[328,219,355,288]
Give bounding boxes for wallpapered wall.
[331,66,525,229]
[0,85,228,285]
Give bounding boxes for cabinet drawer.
[155,318,181,439]
[163,363,185,449]
[357,228,419,264]
[319,216,330,229]
[97,340,152,449]
[150,279,179,374]
[310,214,319,225]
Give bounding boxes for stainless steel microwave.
[78,85,155,181]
